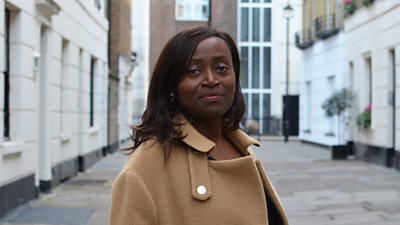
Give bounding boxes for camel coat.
[110,120,289,225]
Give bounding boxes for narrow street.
[257,139,400,225]
[1,139,400,225]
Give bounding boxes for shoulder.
[110,168,158,224]
[121,139,188,176]
[122,140,165,172]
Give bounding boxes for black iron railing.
[315,14,340,39]
[295,29,314,50]
[241,117,283,136]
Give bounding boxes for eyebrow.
[190,55,230,62]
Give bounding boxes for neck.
[189,117,224,143]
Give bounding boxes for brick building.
[149,0,237,74]
[107,0,135,153]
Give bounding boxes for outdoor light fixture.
[33,52,41,79]
[283,4,294,19]
[283,2,293,142]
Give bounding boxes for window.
[240,47,248,88]
[241,0,271,2]
[240,8,249,42]
[3,9,10,140]
[349,62,354,91]
[263,8,271,42]
[389,49,396,148]
[252,47,259,88]
[262,93,271,133]
[90,57,96,127]
[252,8,260,42]
[95,0,104,10]
[365,56,372,106]
[305,81,312,132]
[325,0,330,16]
[175,0,209,21]
[263,47,271,88]
[252,94,259,120]
[239,1,272,134]
[61,40,68,132]
[389,50,396,107]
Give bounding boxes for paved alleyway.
[1,139,400,225]
[256,138,400,225]
[0,150,127,225]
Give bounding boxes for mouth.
[200,94,224,101]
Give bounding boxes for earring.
[169,93,175,103]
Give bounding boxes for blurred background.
[0,0,400,224]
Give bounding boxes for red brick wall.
[149,0,237,76]
[109,0,132,77]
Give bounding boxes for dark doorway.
[283,95,299,136]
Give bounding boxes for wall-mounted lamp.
[126,51,138,88]
[33,52,41,79]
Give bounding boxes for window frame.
[90,57,96,127]
[175,0,210,21]
[238,0,273,134]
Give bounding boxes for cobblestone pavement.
[256,138,400,225]
[1,138,400,225]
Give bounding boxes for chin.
[198,109,227,118]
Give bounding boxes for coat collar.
[176,115,260,154]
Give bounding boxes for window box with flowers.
[356,104,371,130]
[344,0,356,17]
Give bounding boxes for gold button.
[197,185,207,195]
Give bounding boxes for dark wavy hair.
[129,26,246,158]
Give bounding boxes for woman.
[110,26,289,225]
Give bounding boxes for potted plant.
[362,0,375,7]
[345,0,357,17]
[322,88,354,159]
[356,104,371,129]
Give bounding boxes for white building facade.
[299,33,347,146]
[237,0,302,135]
[345,0,400,169]
[297,0,349,154]
[298,0,400,170]
[0,0,109,217]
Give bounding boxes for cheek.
[227,77,236,96]
[177,80,195,102]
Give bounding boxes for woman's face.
[176,37,236,121]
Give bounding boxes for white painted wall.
[51,0,108,162]
[0,0,42,187]
[299,33,347,146]
[345,0,400,151]
[0,0,108,187]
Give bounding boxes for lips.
[199,92,224,101]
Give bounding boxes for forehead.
[191,37,231,58]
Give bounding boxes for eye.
[187,67,201,76]
[216,65,228,73]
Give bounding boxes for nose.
[203,69,219,86]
